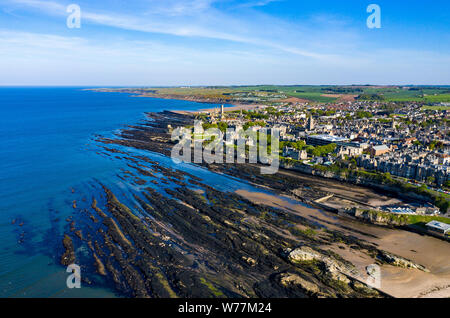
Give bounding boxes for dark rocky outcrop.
[58,111,392,298]
[60,234,75,266]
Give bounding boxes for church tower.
[307,116,315,131]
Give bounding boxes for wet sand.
[276,168,403,207]
[236,189,450,298]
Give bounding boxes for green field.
[422,105,450,111]
[217,85,450,103]
[424,94,450,103]
[381,89,450,102]
[100,85,450,104]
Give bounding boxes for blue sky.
[0,0,449,85]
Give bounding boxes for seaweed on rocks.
[58,111,390,298]
[61,180,384,298]
[60,234,75,266]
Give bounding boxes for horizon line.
[1,84,450,88]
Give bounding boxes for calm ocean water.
[0,87,252,297]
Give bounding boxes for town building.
[307,116,315,131]
[425,221,450,236]
[307,134,349,146]
[370,145,390,157]
[283,147,307,160]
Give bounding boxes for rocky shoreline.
[61,171,388,297]
[59,110,438,298]
[87,88,257,107]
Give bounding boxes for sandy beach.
[236,189,450,298]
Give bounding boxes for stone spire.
[307,116,315,131]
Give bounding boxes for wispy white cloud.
[0,29,298,85]
[1,27,448,86]
[238,0,283,8]
[144,0,215,16]
[1,0,343,60]
[0,0,449,85]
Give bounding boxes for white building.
[426,221,450,236]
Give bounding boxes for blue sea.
[0,87,268,297]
